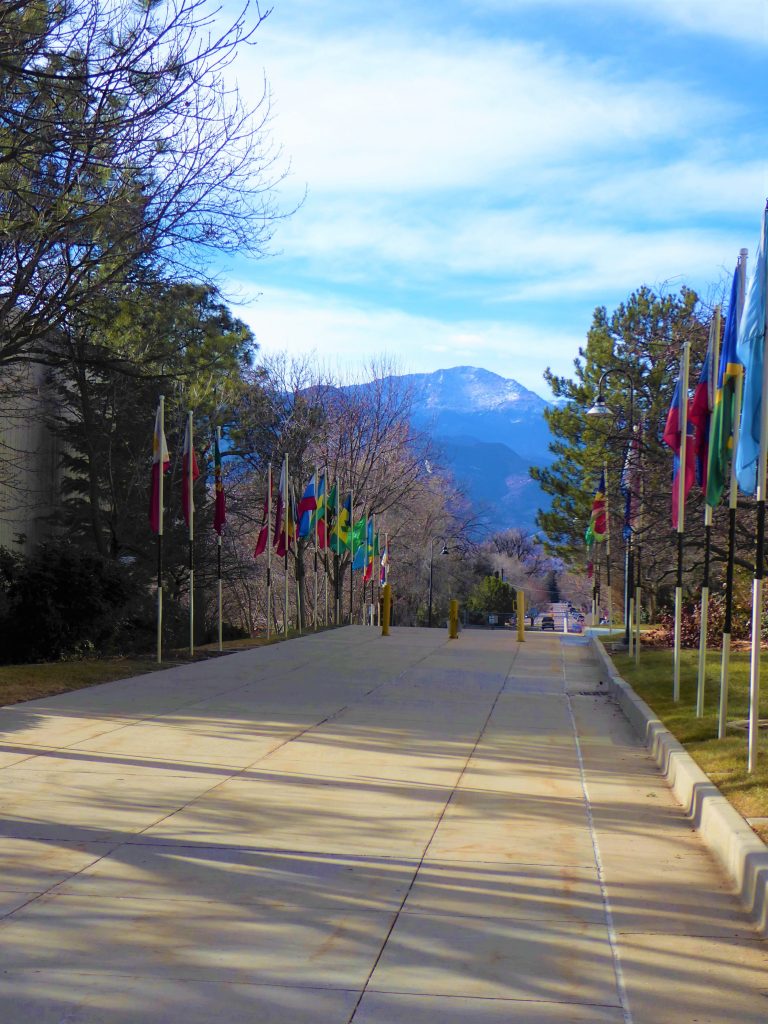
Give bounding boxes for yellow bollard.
[381,583,391,637]
[517,590,525,643]
[448,599,459,639]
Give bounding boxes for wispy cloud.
[232,285,580,395]
[472,0,768,46]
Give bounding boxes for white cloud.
[231,285,580,394]
[473,0,768,46]
[242,22,731,195]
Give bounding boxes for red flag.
[663,379,695,528]
[149,403,170,534]
[254,467,271,557]
[182,416,200,530]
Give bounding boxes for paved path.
[0,628,765,1022]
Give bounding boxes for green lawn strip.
[610,649,768,825]
[0,625,340,706]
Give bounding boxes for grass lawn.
[610,647,768,840]
[0,627,334,707]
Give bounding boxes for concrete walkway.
[0,628,765,1022]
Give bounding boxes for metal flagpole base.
[157,588,163,664]
[627,598,634,657]
[673,586,683,701]
[634,586,641,665]
[719,632,731,739]
[218,578,223,652]
[748,578,763,774]
[696,586,709,717]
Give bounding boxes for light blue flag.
[735,205,768,495]
[352,535,366,571]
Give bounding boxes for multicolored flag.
[663,378,695,529]
[310,473,327,548]
[584,471,607,547]
[689,324,717,494]
[620,423,643,537]
[706,263,744,507]
[352,515,368,571]
[363,520,375,581]
[149,402,170,534]
[253,467,271,557]
[735,205,768,495]
[297,474,317,538]
[330,492,351,553]
[213,430,226,536]
[181,416,200,530]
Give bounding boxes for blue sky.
[220,0,767,397]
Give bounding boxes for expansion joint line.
[560,644,634,1024]
[347,643,523,1023]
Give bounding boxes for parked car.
[541,615,555,631]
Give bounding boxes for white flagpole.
[187,410,195,658]
[748,236,768,774]
[720,252,748,738]
[216,427,223,653]
[313,465,319,631]
[284,454,289,635]
[673,341,691,702]
[697,309,721,717]
[156,395,165,664]
[634,441,643,665]
[266,463,272,640]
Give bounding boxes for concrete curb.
[588,632,768,937]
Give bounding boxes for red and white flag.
[149,403,170,534]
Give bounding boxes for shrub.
[0,544,138,662]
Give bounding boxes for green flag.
[351,514,366,549]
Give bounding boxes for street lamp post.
[427,537,449,627]
[586,369,638,648]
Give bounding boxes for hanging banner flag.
[689,321,717,494]
[735,205,768,495]
[584,470,607,546]
[330,492,351,553]
[620,424,643,536]
[273,459,287,554]
[310,473,327,548]
[663,378,695,529]
[706,262,744,507]
[380,538,389,585]
[363,520,375,581]
[149,402,170,534]
[182,415,200,530]
[297,474,317,537]
[352,515,368,571]
[254,468,271,557]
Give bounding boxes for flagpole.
[156,395,165,664]
[324,467,329,627]
[313,465,319,631]
[720,251,748,739]
[334,482,340,625]
[295,481,302,637]
[604,459,614,634]
[352,487,358,622]
[634,450,643,665]
[697,310,721,716]
[187,411,195,658]
[284,454,289,636]
[673,341,691,702]
[748,229,768,774]
[266,463,272,640]
[216,427,223,653]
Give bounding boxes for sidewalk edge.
[588,632,768,937]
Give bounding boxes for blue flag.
[735,205,768,495]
